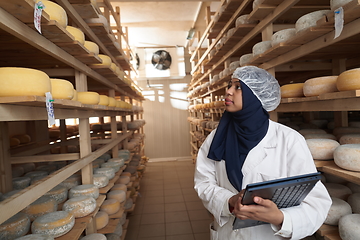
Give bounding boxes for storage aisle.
[125,160,212,240]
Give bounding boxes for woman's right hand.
[228,189,245,210]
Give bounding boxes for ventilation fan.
[151,50,172,70]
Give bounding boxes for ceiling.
[109,0,219,49]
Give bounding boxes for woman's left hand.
[232,196,284,226]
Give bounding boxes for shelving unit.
[0,0,144,239]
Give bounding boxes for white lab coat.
[194,120,331,240]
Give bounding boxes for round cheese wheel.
[12,177,31,190]
[0,212,30,240]
[77,92,100,105]
[93,174,109,188]
[20,163,36,173]
[10,137,21,147]
[347,193,360,213]
[59,175,81,190]
[101,162,121,172]
[235,14,258,27]
[22,196,58,221]
[299,129,327,135]
[71,89,78,101]
[107,190,126,203]
[271,28,296,47]
[13,134,32,144]
[325,197,352,225]
[65,26,85,45]
[24,171,48,180]
[280,83,304,98]
[347,182,360,193]
[98,95,109,106]
[69,184,99,199]
[252,41,272,57]
[0,67,51,97]
[339,214,360,240]
[50,79,74,100]
[124,198,133,210]
[110,63,117,72]
[12,166,25,178]
[331,0,353,10]
[108,97,116,107]
[62,196,96,218]
[100,199,120,215]
[303,76,338,97]
[325,182,352,200]
[108,158,125,168]
[306,139,339,160]
[119,212,127,225]
[80,233,107,240]
[295,10,331,33]
[31,211,75,238]
[116,176,130,185]
[111,184,127,192]
[95,55,112,67]
[334,144,360,171]
[339,134,360,144]
[239,53,253,66]
[94,168,115,180]
[116,68,125,79]
[337,68,360,91]
[95,211,109,230]
[303,133,337,140]
[40,0,68,28]
[44,185,68,204]
[84,41,99,55]
[106,233,120,240]
[14,234,55,240]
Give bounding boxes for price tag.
[45,92,56,126]
[34,1,45,34]
[334,7,344,39]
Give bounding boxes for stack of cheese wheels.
[94,54,112,67]
[98,95,109,106]
[12,177,31,190]
[14,234,55,240]
[80,233,107,240]
[95,211,109,230]
[334,144,360,171]
[44,185,68,204]
[271,28,296,47]
[324,197,352,225]
[339,134,360,144]
[62,196,97,218]
[252,41,272,57]
[50,79,74,100]
[303,76,338,97]
[94,167,115,180]
[84,41,99,55]
[339,214,360,240]
[31,211,75,238]
[65,26,85,45]
[280,83,304,98]
[40,0,68,28]
[69,184,99,199]
[324,182,352,200]
[331,0,353,10]
[0,67,51,97]
[100,199,120,215]
[347,193,360,213]
[295,10,331,33]
[0,212,31,240]
[77,92,100,105]
[337,68,360,91]
[306,139,340,160]
[21,196,58,221]
[93,174,109,188]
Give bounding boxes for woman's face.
[225,78,243,112]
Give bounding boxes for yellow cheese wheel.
[0,212,30,240]
[95,211,109,230]
[50,79,74,100]
[110,63,117,72]
[22,196,58,221]
[71,89,78,101]
[95,55,112,67]
[111,184,127,192]
[280,83,304,98]
[62,196,96,218]
[334,144,360,171]
[306,139,340,160]
[107,190,126,203]
[69,184,99,199]
[336,68,360,91]
[84,41,99,55]
[115,101,121,108]
[116,68,125,79]
[100,199,120,215]
[65,26,85,45]
[31,211,75,238]
[0,67,51,97]
[77,92,100,105]
[108,97,116,107]
[44,185,68,204]
[98,95,109,106]
[303,76,338,97]
[40,0,68,28]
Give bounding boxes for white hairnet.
[232,66,281,112]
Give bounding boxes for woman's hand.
[232,195,284,227]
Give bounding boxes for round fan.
[151,50,172,70]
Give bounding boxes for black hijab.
[207,81,269,191]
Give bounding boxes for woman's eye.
[236,85,241,90]
[227,82,232,89]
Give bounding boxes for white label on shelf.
[334,7,344,39]
[34,1,45,34]
[45,92,55,126]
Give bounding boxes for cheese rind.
[324,197,352,225]
[12,177,31,190]
[40,0,68,28]
[14,234,55,240]
[324,182,352,200]
[295,10,331,33]
[303,76,338,97]
[77,92,100,105]
[107,190,126,203]
[337,68,360,91]
[69,184,99,199]
[65,26,85,45]
[80,233,107,240]
[280,83,304,98]
[0,213,30,240]
[93,174,109,188]
[100,199,120,215]
[84,41,99,55]
[62,196,97,218]
[271,28,296,46]
[98,95,109,106]
[334,144,360,171]
[339,134,360,144]
[306,139,340,160]
[50,79,74,100]
[44,185,68,204]
[94,168,115,180]
[339,214,360,240]
[21,196,58,221]
[31,211,75,238]
[95,211,109,230]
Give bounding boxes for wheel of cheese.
[95,211,109,230]
[108,158,125,168]
[93,174,109,188]
[337,68,360,91]
[59,175,81,190]
[252,41,272,57]
[44,185,68,204]
[22,196,58,221]
[271,28,296,47]
[108,97,116,107]
[339,134,360,144]
[65,26,85,45]
[111,184,127,192]
[331,0,353,10]
[119,212,127,225]
[10,137,21,147]
[339,214,360,240]
[124,198,133,210]
[20,163,36,173]
[71,89,78,101]
[77,92,100,105]
[95,54,112,67]
[295,10,331,33]
[0,67,51,97]
[14,234,55,240]
[98,95,109,106]
[40,0,68,28]
[0,212,30,240]
[299,129,327,135]
[62,196,96,218]
[80,233,107,240]
[84,41,99,55]
[303,76,338,97]
[50,79,74,100]
[31,211,75,238]
[100,199,120,215]
[239,53,253,66]
[325,182,352,200]
[306,139,339,160]
[24,171,48,180]
[347,182,360,193]
[12,166,25,178]
[106,233,121,240]
[116,176,130,185]
[12,177,31,190]
[325,197,352,225]
[36,165,57,173]
[235,14,258,27]
[101,162,121,172]
[280,83,305,98]
[303,133,337,140]
[107,190,126,203]
[94,167,115,180]
[69,184,99,199]
[347,193,360,213]
[116,68,125,79]
[110,63,117,73]
[334,144,360,171]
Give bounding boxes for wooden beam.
[11,153,80,164]
[0,122,12,193]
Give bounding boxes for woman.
[194,66,331,240]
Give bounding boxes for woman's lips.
[225,98,233,105]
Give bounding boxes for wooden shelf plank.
[322,162,360,185]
